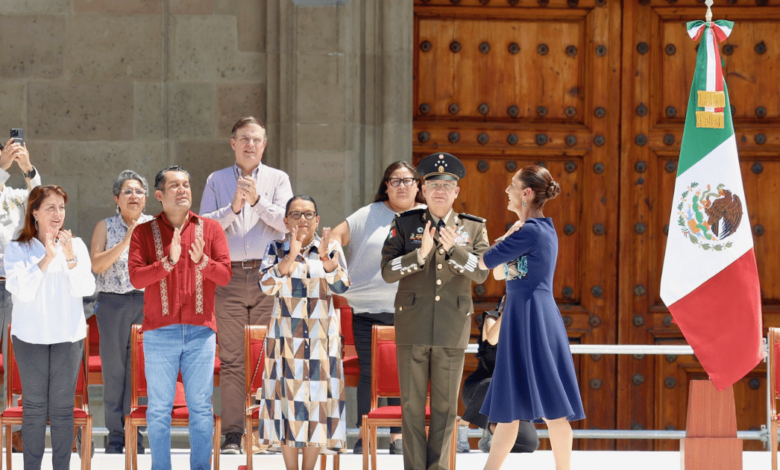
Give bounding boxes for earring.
[521,200,527,207]
[116,205,120,215]
[34,219,38,230]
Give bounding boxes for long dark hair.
[372,161,425,204]
[15,185,69,244]
[518,165,561,210]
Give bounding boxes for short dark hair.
[372,161,426,204]
[231,116,265,139]
[285,195,318,215]
[154,165,190,191]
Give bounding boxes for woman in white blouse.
[3,185,96,470]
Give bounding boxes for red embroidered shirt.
[129,211,232,332]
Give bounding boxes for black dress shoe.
[105,440,124,454]
[389,438,403,455]
[353,438,363,454]
[221,432,243,455]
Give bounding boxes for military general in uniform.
[381,152,490,470]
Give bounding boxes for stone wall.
[0,0,411,246]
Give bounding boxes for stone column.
[265,0,412,226]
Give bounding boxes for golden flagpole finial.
[705,0,713,22]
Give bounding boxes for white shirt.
[4,237,96,344]
[200,163,293,262]
[0,167,42,277]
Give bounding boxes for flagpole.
[705,0,713,23]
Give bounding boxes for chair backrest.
[5,324,90,409]
[130,324,187,408]
[340,305,355,348]
[771,328,780,398]
[370,325,400,407]
[244,324,268,409]
[87,315,100,359]
[131,324,147,406]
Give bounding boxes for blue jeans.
[144,324,216,470]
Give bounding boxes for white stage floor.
[11,449,771,470]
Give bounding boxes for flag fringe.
[697,90,726,109]
[696,111,724,129]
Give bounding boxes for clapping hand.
[439,226,457,252]
[419,221,436,259]
[169,227,182,264]
[43,226,58,259]
[58,229,75,261]
[122,219,139,244]
[189,235,205,264]
[238,176,259,206]
[319,227,339,273]
[288,224,306,259]
[231,182,246,214]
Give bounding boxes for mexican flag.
[660,20,763,391]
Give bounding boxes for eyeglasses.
[388,177,417,188]
[121,189,146,197]
[286,211,317,220]
[425,181,457,192]
[237,137,265,146]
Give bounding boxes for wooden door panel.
[621,0,780,450]
[415,0,622,450]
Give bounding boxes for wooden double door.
[413,0,780,450]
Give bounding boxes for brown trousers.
[215,264,274,435]
[397,344,465,470]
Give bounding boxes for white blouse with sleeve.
[4,237,96,344]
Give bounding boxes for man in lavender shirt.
[200,116,293,454]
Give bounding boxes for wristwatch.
[23,167,36,179]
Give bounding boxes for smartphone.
[10,128,24,146]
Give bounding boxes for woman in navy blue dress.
[478,165,584,470]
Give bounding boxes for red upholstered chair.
[333,295,359,388]
[238,324,339,470]
[1,324,93,470]
[770,327,780,470]
[125,325,221,470]
[86,315,102,385]
[361,325,456,470]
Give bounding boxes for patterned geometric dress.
[257,235,350,449]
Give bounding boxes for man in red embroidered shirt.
[129,166,232,470]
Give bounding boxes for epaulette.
[397,207,426,217]
[458,213,486,223]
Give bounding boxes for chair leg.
[214,416,221,470]
[772,419,778,470]
[362,416,369,470]
[246,416,253,470]
[320,452,327,470]
[5,424,12,470]
[334,453,340,470]
[126,421,136,470]
[449,421,457,470]
[371,424,378,470]
[82,418,93,470]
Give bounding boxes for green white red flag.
[660,20,763,391]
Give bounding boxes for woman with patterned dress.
[89,170,153,453]
[258,195,350,470]
[478,165,585,470]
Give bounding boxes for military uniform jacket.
[381,208,489,349]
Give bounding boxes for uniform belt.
[232,260,262,269]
